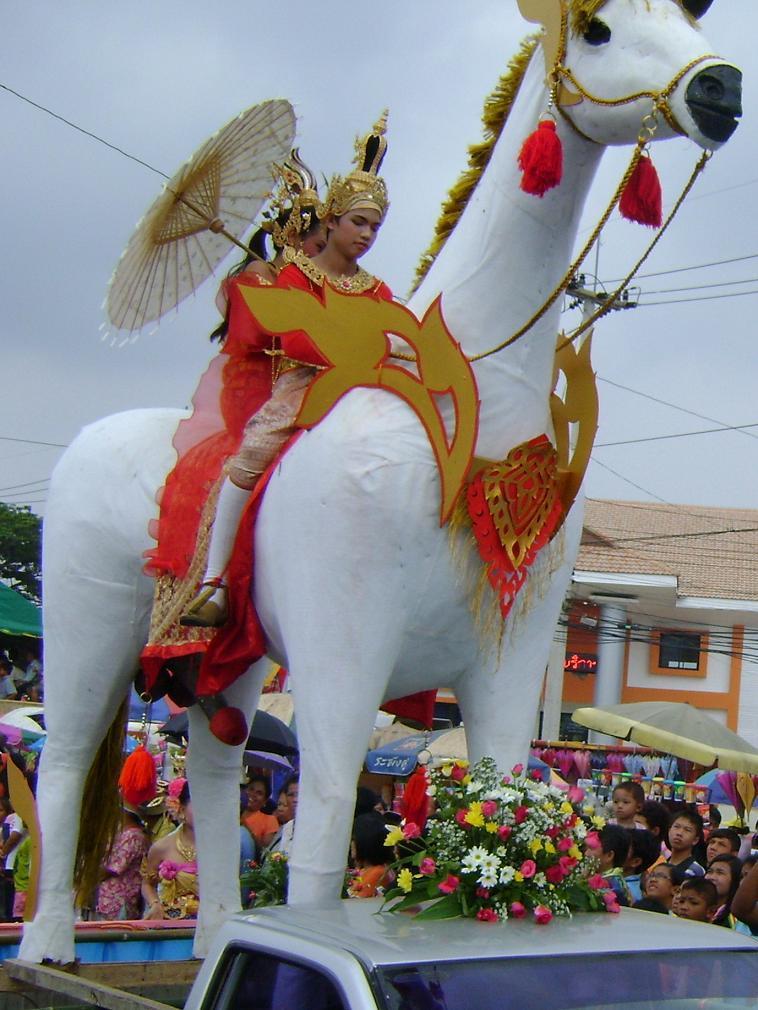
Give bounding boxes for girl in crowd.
[141,779,198,920]
[348,812,392,898]
[705,853,743,928]
[96,801,148,920]
[640,862,678,913]
[182,115,392,628]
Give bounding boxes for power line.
[0,479,50,493]
[589,457,669,504]
[0,435,67,448]
[595,421,758,448]
[0,83,168,181]
[602,251,758,284]
[638,287,758,307]
[643,276,758,296]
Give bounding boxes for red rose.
[546,826,561,839]
[512,763,524,776]
[497,824,513,841]
[534,905,553,925]
[476,907,499,922]
[545,864,565,884]
[455,809,470,827]
[476,886,491,899]
[403,822,421,839]
[509,901,527,919]
[558,855,577,874]
[520,859,537,879]
[587,874,607,890]
[418,857,437,876]
[567,785,585,804]
[481,800,498,818]
[557,837,574,852]
[451,765,467,782]
[438,875,460,894]
[515,806,529,824]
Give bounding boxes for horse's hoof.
[179,585,228,628]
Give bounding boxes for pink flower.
[403,822,421,839]
[520,859,537,879]
[158,860,179,880]
[531,770,543,781]
[481,800,498,818]
[509,901,527,919]
[501,775,512,785]
[512,763,524,776]
[558,855,577,875]
[167,778,186,799]
[497,824,513,841]
[515,806,529,825]
[584,830,601,852]
[476,886,491,899]
[418,857,437,876]
[451,765,467,782]
[545,864,565,884]
[438,874,460,894]
[546,826,561,839]
[476,907,499,922]
[534,905,553,925]
[604,898,621,914]
[587,874,607,891]
[567,786,585,804]
[557,837,574,852]
[602,890,619,908]
[455,809,470,827]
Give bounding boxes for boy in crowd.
[673,877,719,923]
[705,827,741,866]
[624,828,662,902]
[610,782,645,830]
[667,809,705,877]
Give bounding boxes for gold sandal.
[179,581,229,628]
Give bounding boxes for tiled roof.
[578,499,758,600]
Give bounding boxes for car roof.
[230,900,757,967]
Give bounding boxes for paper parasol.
[106,98,296,335]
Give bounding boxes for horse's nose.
[685,64,742,143]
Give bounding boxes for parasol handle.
[174,191,267,263]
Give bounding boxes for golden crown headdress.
[261,148,321,248]
[323,111,390,220]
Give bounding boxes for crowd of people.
[0,648,43,702]
[593,780,758,933]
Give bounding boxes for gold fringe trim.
[570,0,607,36]
[411,35,539,293]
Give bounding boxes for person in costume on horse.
[181,113,392,629]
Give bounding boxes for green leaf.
[385,892,426,913]
[414,893,462,920]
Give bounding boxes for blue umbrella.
[694,768,758,808]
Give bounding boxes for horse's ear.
[682,0,714,17]
[517,0,565,81]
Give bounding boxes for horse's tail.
[73,696,128,904]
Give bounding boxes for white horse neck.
[408,47,605,460]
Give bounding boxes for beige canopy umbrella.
[572,702,758,773]
[106,98,296,337]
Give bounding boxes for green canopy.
[0,583,42,637]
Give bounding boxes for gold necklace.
[176,825,197,863]
[284,248,379,295]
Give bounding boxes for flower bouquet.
[240,851,289,908]
[382,757,618,923]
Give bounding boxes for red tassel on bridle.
[518,118,563,197]
[619,150,663,228]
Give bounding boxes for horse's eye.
[583,18,611,46]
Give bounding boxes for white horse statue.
[21,0,740,962]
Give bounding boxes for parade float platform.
[0,922,197,1010]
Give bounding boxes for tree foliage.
[0,504,42,603]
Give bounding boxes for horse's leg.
[457,510,583,772]
[19,577,150,962]
[285,648,391,907]
[188,658,269,958]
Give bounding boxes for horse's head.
[520,0,741,151]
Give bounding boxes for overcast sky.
[3,1,757,518]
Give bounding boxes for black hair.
[628,829,661,874]
[282,773,299,795]
[707,827,741,853]
[679,877,718,906]
[179,780,190,806]
[640,800,670,838]
[668,807,704,842]
[612,781,645,807]
[708,804,722,829]
[633,896,670,915]
[355,786,381,818]
[600,824,632,868]
[352,812,389,867]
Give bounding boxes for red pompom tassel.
[518,119,563,197]
[619,153,662,228]
[119,745,157,806]
[401,765,430,833]
[209,706,248,747]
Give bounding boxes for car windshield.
[377,950,758,1010]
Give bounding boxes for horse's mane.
[411,2,608,293]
